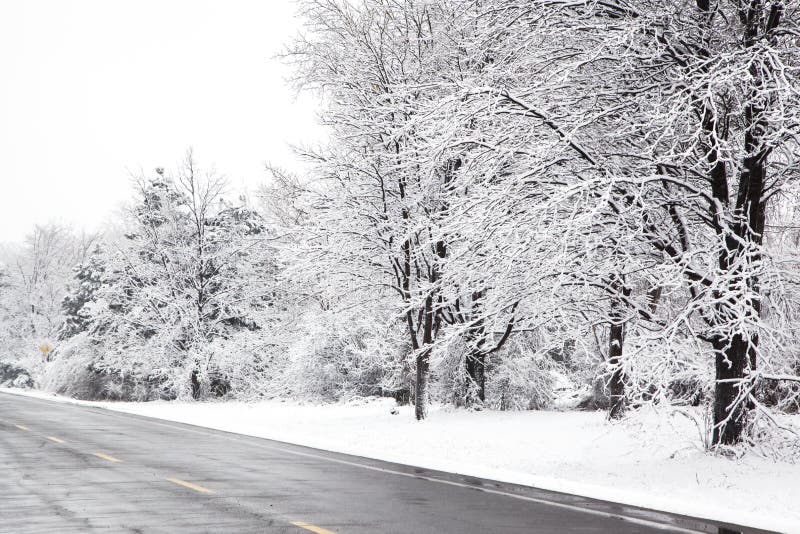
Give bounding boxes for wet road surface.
[0,392,772,534]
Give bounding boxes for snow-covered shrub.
[430,325,581,411]
[614,334,711,409]
[429,335,472,406]
[747,409,800,462]
[38,334,170,401]
[0,360,33,388]
[759,379,800,414]
[485,336,562,411]
[199,332,282,400]
[38,350,112,400]
[280,310,403,402]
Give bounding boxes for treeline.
[1,0,799,450]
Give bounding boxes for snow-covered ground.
[3,387,798,533]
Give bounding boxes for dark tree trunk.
[711,173,765,445]
[415,352,430,420]
[608,275,628,419]
[695,0,778,447]
[464,294,487,404]
[412,292,433,420]
[465,350,486,402]
[608,321,625,419]
[415,290,436,420]
[712,335,749,445]
[709,1,774,445]
[190,369,201,400]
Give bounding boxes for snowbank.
[3,387,798,533]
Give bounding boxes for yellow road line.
[166,477,215,494]
[93,452,123,463]
[14,424,29,431]
[290,521,336,534]
[46,436,65,444]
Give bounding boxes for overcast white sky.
[0,0,322,243]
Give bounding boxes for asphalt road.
[0,392,771,534]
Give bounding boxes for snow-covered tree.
[78,153,279,399]
[0,223,97,367]
[60,244,106,340]
[288,0,473,418]
[454,0,800,444]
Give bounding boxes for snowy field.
[3,387,798,533]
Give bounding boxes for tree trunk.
[415,352,429,420]
[712,335,749,445]
[190,369,201,400]
[415,293,435,420]
[608,275,628,419]
[711,179,765,445]
[608,321,625,419]
[464,300,487,404]
[692,0,774,449]
[465,350,486,402]
[712,0,779,450]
